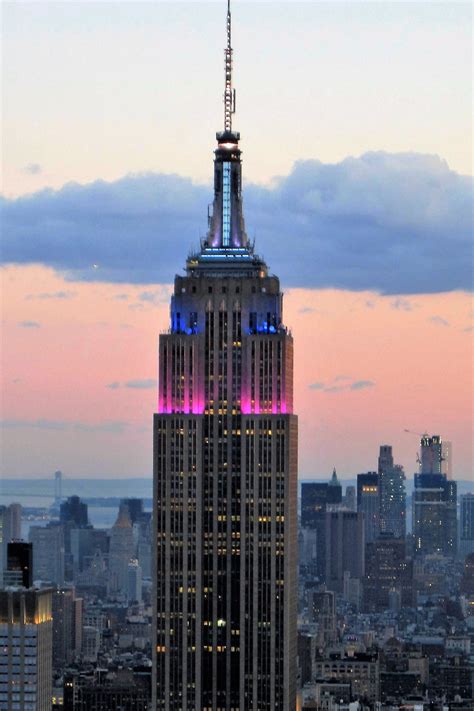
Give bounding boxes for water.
[1,478,153,537]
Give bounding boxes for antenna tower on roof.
[224,0,236,131]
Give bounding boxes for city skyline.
[1,1,472,481]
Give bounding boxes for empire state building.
[152,3,297,709]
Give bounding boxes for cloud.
[18,320,41,328]
[2,153,472,294]
[112,293,129,301]
[138,288,172,305]
[106,381,121,389]
[308,378,375,393]
[299,306,316,314]
[391,298,415,312]
[429,315,449,327]
[0,418,128,432]
[24,163,42,175]
[26,290,75,300]
[350,380,375,390]
[125,379,156,389]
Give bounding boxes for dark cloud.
[125,379,156,389]
[18,320,41,328]
[106,382,120,389]
[24,163,42,175]
[2,153,472,294]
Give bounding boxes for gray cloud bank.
[2,152,472,294]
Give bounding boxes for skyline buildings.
[153,3,297,708]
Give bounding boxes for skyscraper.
[413,434,457,557]
[0,587,53,711]
[460,493,474,559]
[325,511,365,594]
[152,3,297,709]
[357,472,380,543]
[378,445,406,538]
[5,541,33,588]
[29,524,65,585]
[108,504,135,596]
[301,472,342,580]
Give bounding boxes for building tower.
[357,472,380,544]
[378,445,406,538]
[0,587,53,711]
[108,503,135,596]
[152,3,298,709]
[413,435,457,557]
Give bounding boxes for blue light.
[222,162,231,247]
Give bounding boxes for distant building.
[413,474,457,556]
[127,559,143,603]
[357,472,380,543]
[108,504,134,596]
[364,535,414,612]
[60,496,88,527]
[0,503,22,584]
[0,587,53,711]
[29,524,65,584]
[313,652,380,704]
[82,626,100,662]
[413,434,457,557]
[70,527,108,574]
[460,493,474,558]
[325,510,365,593]
[378,445,406,538]
[312,590,336,647]
[6,541,33,588]
[441,440,453,479]
[420,434,443,474]
[52,587,82,668]
[63,668,151,710]
[343,485,357,512]
[121,498,144,525]
[301,472,342,580]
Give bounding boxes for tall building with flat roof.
[357,472,380,543]
[325,511,365,593]
[0,587,53,711]
[152,4,297,708]
[460,493,474,559]
[378,445,406,538]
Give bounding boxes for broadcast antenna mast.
[224,0,236,131]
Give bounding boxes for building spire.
[224,0,236,131]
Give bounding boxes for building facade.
[460,493,474,559]
[413,436,457,558]
[357,472,380,544]
[152,4,297,709]
[0,587,53,711]
[325,511,365,594]
[378,445,406,538]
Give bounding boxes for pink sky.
[1,265,472,480]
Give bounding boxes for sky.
[1,1,473,480]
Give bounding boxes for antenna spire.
[224,0,236,131]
